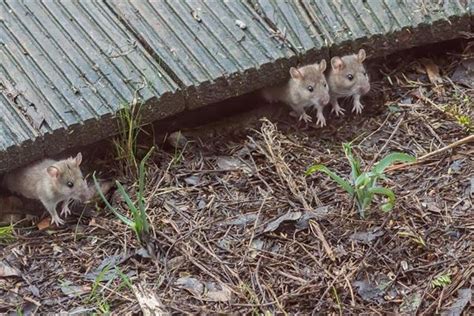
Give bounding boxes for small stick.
[387,134,474,172]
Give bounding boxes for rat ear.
[318,59,327,72]
[289,67,303,80]
[75,152,82,166]
[331,57,344,71]
[47,166,60,179]
[358,49,366,63]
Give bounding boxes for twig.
[387,134,474,172]
[367,114,404,169]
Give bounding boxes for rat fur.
[2,153,89,225]
[262,60,330,127]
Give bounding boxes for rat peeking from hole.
[2,153,90,226]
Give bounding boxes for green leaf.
[343,143,361,180]
[369,187,396,212]
[354,172,371,189]
[138,147,154,213]
[116,182,138,215]
[137,147,153,233]
[92,173,134,227]
[373,153,416,175]
[306,164,354,195]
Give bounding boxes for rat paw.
[51,215,64,226]
[298,112,313,123]
[352,102,364,114]
[316,113,327,128]
[331,104,345,117]
[60,204,71,217]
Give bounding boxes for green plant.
[87,265,112,314]
[306,143,415,218]
[0,224,15,243]
[431,273,451,288]
[93,147,154,243]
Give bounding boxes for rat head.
[328,49,370,96]
[289,60,330,106]
[46,153,89,201]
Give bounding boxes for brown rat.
[327,49,370,116]
[261,60,330,127]
[2,153,89,226]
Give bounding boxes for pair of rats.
[1,153,90,226]
[262,49,370,127]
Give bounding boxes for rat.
[327,49,370,116]
[2,153,89,226]
[261,60,330,127]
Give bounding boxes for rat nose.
[360,84,370,95]
[322,94,330,105]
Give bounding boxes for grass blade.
[343,143,361,180]
[306,164,354,195]
[138,147,154,232]
[93,173,135,227]
[374,153,415,174]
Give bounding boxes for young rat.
[327,49,370,116]
[2,153,89,226]
[261,60,330,127]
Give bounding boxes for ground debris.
[441,288,472,316]
[1,47,472,314]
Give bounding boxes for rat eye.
[363,71,367,76]
[67,181,74,188]
[323,82,327,88]
[347,74,354,81]
[307,85,314,92]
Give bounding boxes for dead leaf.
[184,175,201,186]
[441,288,472,316]
[221,214,258,227]
[400,292,423,314]
[421,58,443,85]
[354,275,392,303]
[0,261,21,277]
[175,276,204,297]
[295,207,330,231]
[37,217,51,230]
[60,280,90,297]
[132,283,167,316]
[262,211,302,233]
[175,277,232,302]
[216,156,252,174]
[249,238,264,258]
[350,229,385,244]
[451,58,474,88]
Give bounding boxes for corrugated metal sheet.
[0,0,471,172]
[0,0,182,171]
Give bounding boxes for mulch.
[0,42,472,314]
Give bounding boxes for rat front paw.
[316,113,327,127]
[331,104,345,117]
[299,112,313,123]
[60,203,71,217]
[51,215,65,226]
[352,102,364,114]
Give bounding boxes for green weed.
[0,224,15,243]
[93,147,154,243]
[306,143,415,218]
[431,273,451,288]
